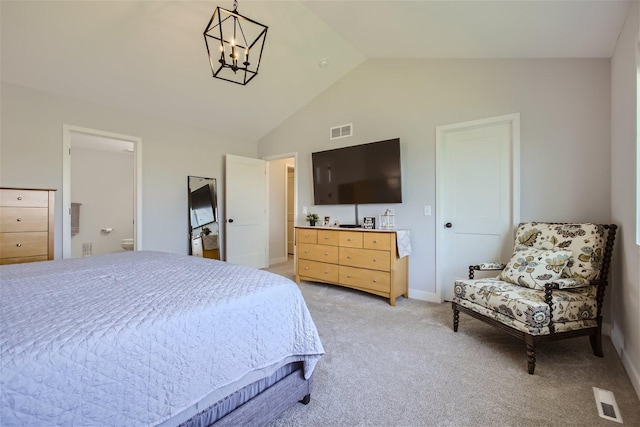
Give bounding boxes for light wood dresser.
[0,187,56,265]
[295,226,408,305]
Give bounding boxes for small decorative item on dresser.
[306,212,319,226]
[362,217,375,229]
[379,209,395,229]
[323,216,331,227]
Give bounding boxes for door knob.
[445,222,453,228]
[228,218,234,223]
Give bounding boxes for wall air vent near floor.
[593,387,623,423]
[330,123,353,140]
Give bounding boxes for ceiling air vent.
[330,123,353,140]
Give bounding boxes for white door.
[436,113,520,301]
[225,154,268,268]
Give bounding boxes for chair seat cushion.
[453,278,598,335]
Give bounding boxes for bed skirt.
[178,362,312,427]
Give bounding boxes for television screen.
[312,138,402,205]
[190,184,215,228]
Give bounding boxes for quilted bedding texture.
[0,251,324,426]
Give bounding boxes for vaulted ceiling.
[0,1,630,141]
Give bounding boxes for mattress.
[0,251,324,426]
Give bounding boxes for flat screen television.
[312,138,402,205]
[190,184,216,228]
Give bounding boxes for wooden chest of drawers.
[0,187,56,265]
[295,227,408,306]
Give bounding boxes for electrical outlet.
[303,206,308,215]
[424,205,432,216]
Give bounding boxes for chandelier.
[203,0,268,85]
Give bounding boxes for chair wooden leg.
[590,328,604,357]
[452,302,460,332]
[525,334,536,375]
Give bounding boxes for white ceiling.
[0,1,630,142]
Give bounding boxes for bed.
[0,251,324,426]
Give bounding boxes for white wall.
[258,58,612,301]
[611,1,640,399]
[268,157,294,265]
[71,147,134,257]
[0,82,257,256]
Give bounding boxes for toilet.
[121,238,134,251]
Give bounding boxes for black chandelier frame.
[203,2,268,85]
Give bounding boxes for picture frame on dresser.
[363,217,375,229]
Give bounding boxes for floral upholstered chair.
[452,222,617,374]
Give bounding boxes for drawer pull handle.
[324,271,329,274]
[304,267,309,271]
[373,240,378,243]
[373,259,377,263]
[347,256,351,259]
[347,275,351,278]
[324,253,329,256]
[17,196,22,201]
[16,243,22,247]
[324,236,329,240]
[373,279,378,283]
[16,218,22,222]
[304,250,309,253]
[347,238,352,241]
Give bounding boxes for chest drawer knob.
[324,236,329,240]
[347,275,352,278]
[304,267,309,271]
[17,196,22,201]
[16,218,22,222]
[373,240,378,243]
[347,238,352,241]
[373,279,378,283]
[347,256,352,259]
[324,252,329,256]
[16,243,22,247]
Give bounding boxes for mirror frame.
[188,176,218,256]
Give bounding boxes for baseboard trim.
[408,289,441,303]
[610,323,640,400]
[269,256,288,266]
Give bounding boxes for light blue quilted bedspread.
[0,251,324,426]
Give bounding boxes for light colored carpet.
[266,259,640,426]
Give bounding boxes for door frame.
[435,113,520,302]
[263,152,298,266]
[62,125,142,258]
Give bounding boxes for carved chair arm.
[468,263,506,279]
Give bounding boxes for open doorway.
[62,125,142,258]
[266,154,296,266]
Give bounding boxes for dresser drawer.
[0,255,48,265]
[298,259,339,283]
[0,189,49,207]
[297,229,318,244]
[0,232,49,259]
[340,266,390,293]
[340,247,391,272]
[339,231,363,248]
[298,243,339,263]
[317,229,339,246]
[363,232,391,251]
[0,207,49,232]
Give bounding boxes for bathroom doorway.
[62,125,142,258]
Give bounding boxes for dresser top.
[1,187,57,192]
[295,225,406,233]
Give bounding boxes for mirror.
[188,176,220,260]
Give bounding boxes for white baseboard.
[269,256,288,266]
[610,323,640,401]
[408,289,441,303]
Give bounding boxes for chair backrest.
[514,222,615,284]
